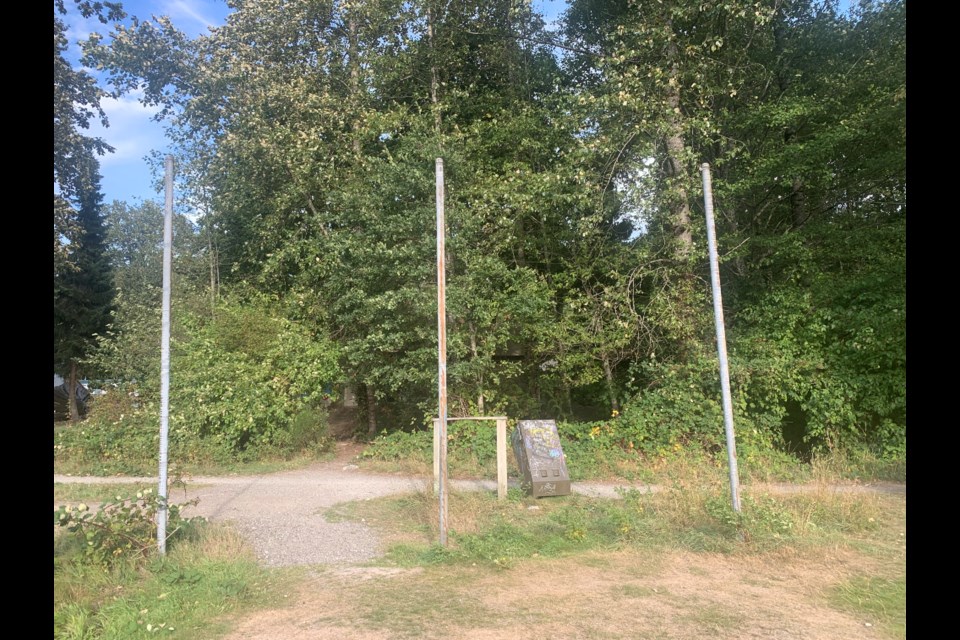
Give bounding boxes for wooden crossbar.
[433,417,508,500]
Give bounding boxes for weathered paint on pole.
[158,155,174,552]
[701,163,741,513]
[433,418,440,494]
[436,157,449,545]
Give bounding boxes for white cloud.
[162,0,220,35]
[85,91,166,166]
[58,1,231,204]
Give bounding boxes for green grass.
[314,486,904,638]
[350,568,500,639]
[828,575,906,638]
[810,448,907,484]
[53,457,905,639]
[678,603,744,635]
[54,483,154,504]
[56,407,905,487]
[173,451,336,476]
[356,425,905,487]
[54,522,294,640]
[613,584,658,598]
[54,448,336,478]
[326,482,892,569]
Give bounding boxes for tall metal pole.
[701,163,741,513]
[435,158,449,545]
[158,155,174,552]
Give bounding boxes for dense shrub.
[66,294,341,468]
[169,299,341,455]
[55,488,202,566]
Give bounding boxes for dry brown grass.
[221,541,901,640]
[174,522,258,564]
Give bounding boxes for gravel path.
[54,444,905,568]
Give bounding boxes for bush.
[171,309,341,455]
[362,429,431,463]
[281,405,334,453]
[55,488,202,566]
[81,292,342,464]
[55,404,160,475]
[361,420,506,476]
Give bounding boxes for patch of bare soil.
[220,547,887,640]
[329,439,367,466]
[328,404,361,441]
[466,549,880,640]
[222,569,418,640]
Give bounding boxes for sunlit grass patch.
[828,575,906,639]
[54,522,288,640]
[54,483,154,504]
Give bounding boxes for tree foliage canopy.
[80,0,905,456]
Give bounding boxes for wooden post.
[496,418,507,500]
[433,416,508,501]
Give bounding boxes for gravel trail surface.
[54,443,905,568]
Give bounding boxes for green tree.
[54,0,125,273]
[102,200,207,300]
[84,0,654,427]
[718,0,906,454]
[54,157,115,422]
[82,0,904,456]
[560,0,905,454]
[89,200,209,392]
[54,1,126,422]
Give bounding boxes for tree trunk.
[427,4,442,135]
[469,323,484,414]
[68,360,80,423]
[348,12,361,157]
[366,384,378,438]
[660,25,702,360]
[207,224,219,315]
[790,175,807,228]
[663,34,694,259]
[602,354,620,413]
[775,18,807,230]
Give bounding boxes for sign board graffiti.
[511,420,571,497]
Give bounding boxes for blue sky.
[62,0,231,207]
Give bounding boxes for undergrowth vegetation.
[56,294,340,476]
[54,489,289,640]
[358,416,905,485]
[334,485,891,570]
[55,488,201,566]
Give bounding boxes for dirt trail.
[54,442,904,567]
[54,444,905,639]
